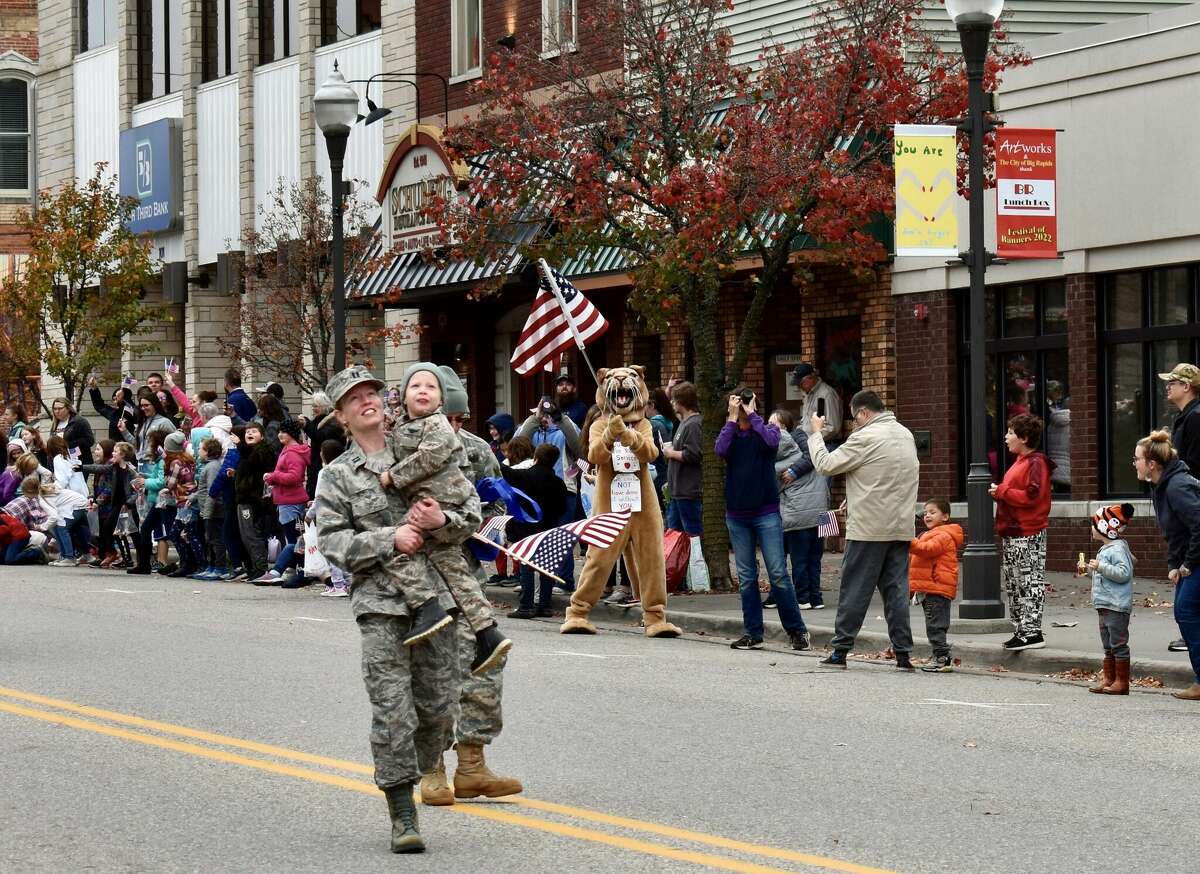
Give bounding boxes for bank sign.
[119,119,183,235]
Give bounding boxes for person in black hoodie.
[502,443,567,618]
[1136,430,1200,700]
[233,422,277,578]
[88,377,139,441]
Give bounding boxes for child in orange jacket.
[909,498,964,673]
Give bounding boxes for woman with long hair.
[119,391,175,462]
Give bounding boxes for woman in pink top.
[263,418,310,548]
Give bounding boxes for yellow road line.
[0,686,899,874]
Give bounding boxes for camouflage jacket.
[458,427,505,518]
[316,438,482,619]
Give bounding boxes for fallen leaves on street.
[1132,675,1165,688]
[989,665,1009,673]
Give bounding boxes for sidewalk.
[486,552,1197,687]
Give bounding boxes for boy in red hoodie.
[909,498,964,672]
[989,413,1055,651]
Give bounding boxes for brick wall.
[414,0,621,122]
[1066,273,1100,500]
[0,0,38,59]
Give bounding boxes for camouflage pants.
[1002,530,1047,636]
[358,613,460,788]
[453,614,504,746]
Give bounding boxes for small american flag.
[818,510,840,538]
[563,507,631,549]
[476,514,513,542]
[508,509,632,576]
[510,260,609,375]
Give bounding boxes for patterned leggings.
[1002,530,1047,636]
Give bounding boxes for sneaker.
[922,655,954,673]
[604,589,635,607]
[217,570,239,581]
[167,565,196,578]
[155,563,177,576]
[820,650,848,668]
[1004,633,1045,651]
[534,606,554,618]
[319,584,338,597]
[496,576,521,588]
[471,625,513,675]
[194,568,221,581]
[125,565,151,575]
[75,555,93,566]
[330,584,350,597]
[507,607,536,619]
[895,652,916,671]
[789,631,811,651]
[762,595,777,609]
[798,602,813,610]
[281,572,312,589]
[1001,633,1022,649]
[1168,638,1188,652]
[730,634,764,650]
[810,603,826,610]
[403,599,453,645]
[229,570,249,582]
[252,569,283,586]
[49,558,77,567]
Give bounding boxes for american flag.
[818,510,840,538]
[508,509,633,576]
[510,260,609,375]
[476,515,513,541]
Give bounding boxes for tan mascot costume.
[560,366,682,638]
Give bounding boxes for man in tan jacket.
[808,390,920,670]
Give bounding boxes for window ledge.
[0,191,30,203]
[539,42,578,60]
[449,69,482,86]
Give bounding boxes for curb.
[487,586,1197,687]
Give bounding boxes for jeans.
[666,498,703,536]
[222,503,243,568]
[922,593,953,658]
[52,510,92,560]
[1174,571,1200,683]
[785,527,824,607]
[556,493,578,588]
[725,511,806,638]
[518,565,554,612]
[53,525,75,559]
[4,537,41,564]
[831,540,914,654]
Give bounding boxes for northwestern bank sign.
[375,124,466,253]
[119,118,183,235]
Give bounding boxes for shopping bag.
[303,522,330,578]
[686,535,711,593]
[663,529,690,594]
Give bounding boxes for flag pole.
[538,258,599,383]
[470,532,567,586]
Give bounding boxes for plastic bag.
[267,536,281,564]
[663,529,691,594]
[686,535,710,593]
[303,522,330,579]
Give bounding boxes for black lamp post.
[313,61,360,372]
[948,0,1006,621]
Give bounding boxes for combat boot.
[418,755,455,806]
[1102,659,1130,695]
[383,782,425,853]
[1089,654,1115,693]
[404,598,453,646]
[471,624,512,676]
[453,743,524,799]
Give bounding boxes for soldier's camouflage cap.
[326,365,385,408]
[1158,363,1200,387]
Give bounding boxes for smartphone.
[817,398,826,418]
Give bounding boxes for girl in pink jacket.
[263,419,310,548]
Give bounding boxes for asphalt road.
[1,564,1195,874]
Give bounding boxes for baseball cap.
[554,374,575,386]
[326,365,385,408]
[789,363,815,386]
[1157,363,1200,387]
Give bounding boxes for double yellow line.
[0,685,898,874]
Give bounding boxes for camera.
[738,388,755,405]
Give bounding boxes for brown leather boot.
[452,743,524,799]
[418,754,454,806]
[1172,683,1200,700]
[1101,659,1130,695]
[1089,655,1115,694]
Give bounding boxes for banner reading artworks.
[893,124,958,257]
[996,128,1058,259]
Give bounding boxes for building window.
[451,0,481,80]
[320,0,382,45]
[542,0,576,55]
[259,0,299,64]
[959,280,1071,496]
[136,0,183,101]
[1101,266,1200,495]
[80,0,118,52]
[202,0,238,82]
[0,79,30,193]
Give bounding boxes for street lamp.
[313,61,360,372]
[948,0,1006,621]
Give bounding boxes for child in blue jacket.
[1083,503,1136,696]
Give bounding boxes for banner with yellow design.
[893,125,958,257]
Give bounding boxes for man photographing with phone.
[791,363,843,445]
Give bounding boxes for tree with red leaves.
[433,0,1020,586]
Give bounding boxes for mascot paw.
[559,617,598,635]
[603,414,627,443]
[645,621,682,639]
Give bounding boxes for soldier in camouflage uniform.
[418,365,525,807]
[377,363,510,675]
[315,365,479,854]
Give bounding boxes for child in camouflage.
[376,363,511,676]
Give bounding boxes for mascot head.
[596,366,650,421]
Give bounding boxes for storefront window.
[1101,266,1200,495]
[961,279,1070,495]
